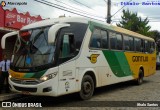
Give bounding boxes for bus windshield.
[12,26,55,68]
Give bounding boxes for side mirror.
[48,23,70,44]
[1,31,18,49]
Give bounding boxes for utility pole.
[104,0,111,24]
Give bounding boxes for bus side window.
[60,34,75,58]
[109,32,116,49]
[129,36,134,51]
[141,39,144,52]
[145,40,149,53]
[150,42,155,53]
[109,32,122,50]
[101,30,108,49]
[90,29,101,48]
[116,34,123,50]
[124,35,130,51]
[134,38,141,52]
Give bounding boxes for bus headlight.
[40,72,57,82]
[9,74,12,78]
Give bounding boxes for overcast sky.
[3,0,160,31]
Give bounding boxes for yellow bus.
[1,17,156,100]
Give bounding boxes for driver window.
[60,34,75,58]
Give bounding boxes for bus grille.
[13,86,37,92]
[11,78,40,85]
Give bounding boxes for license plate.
[22,91,30,95]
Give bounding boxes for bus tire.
[79,75,94,100]
[136,69,144,85]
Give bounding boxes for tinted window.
[150,42,155,53]
[61,23,88,50]
[129,36,134,51]
[123,35,134,51]
[145,40,150,53]
[101,30,108,49]
[109,32,122,50]
[134,38,141,52]
[60,34,75,58]
[109,32,116,49]
[141,40,144,52]
[90,29,101,48]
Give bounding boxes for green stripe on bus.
[102,50,132,77]
[31,70,47,78]
[23,73,35,78]
[23,70,47,78]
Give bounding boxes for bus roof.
[111,25,154,41]
[88,21,154,42]
[21,17,154,42]
[21,17,89,30]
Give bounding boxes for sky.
[2,0,160,31]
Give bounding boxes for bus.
[1,17,156,100]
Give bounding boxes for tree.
[150,30,160,52]
[117,9,151,36]
[150,30,160,41]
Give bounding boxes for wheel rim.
[83,81,92,94]
[138,73,143,84]
[139,76,143,83]
[139,78,142,83]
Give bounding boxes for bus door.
[58,33,76,95]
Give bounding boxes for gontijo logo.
[88,54,99,64]
[1,1,6,7]
[132,56,148,62]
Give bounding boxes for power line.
[70,0,93,10]
[53,0,103,18]
[38,0,105,19]
[34,0,105,21]
[111,0,132,18]
[54,0,87,11]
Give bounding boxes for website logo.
[2,102,11,107]
[1,102,42,107]
[1,1,6,7]
[1,1,27,7]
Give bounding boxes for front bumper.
[9,78,58,96]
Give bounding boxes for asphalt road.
[1,71,160,110]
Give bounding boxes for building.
[0,7,42,60]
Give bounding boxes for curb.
[0,93,21,101]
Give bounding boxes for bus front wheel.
[136,69,144,85]
[79,75,94,100]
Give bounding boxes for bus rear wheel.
[79,75,94,100]
[136,69,144,85]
